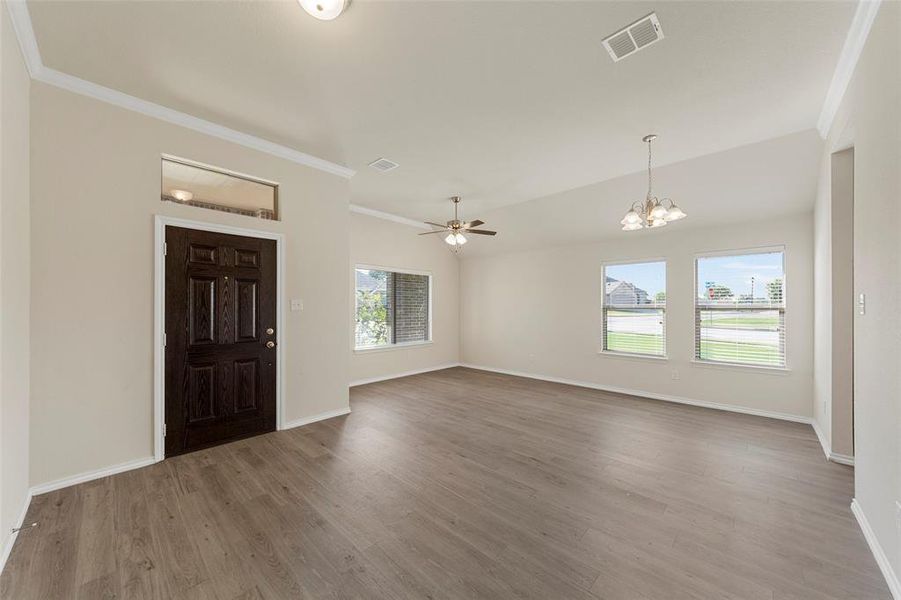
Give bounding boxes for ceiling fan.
[419,196,497,247]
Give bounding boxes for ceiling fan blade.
[424,221,449,229]
[466,229,497,236]
[462,220,484,228]
[418,230,448,235]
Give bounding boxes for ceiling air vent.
[602,13,664,62]
[368,157,399,172]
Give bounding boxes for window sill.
[690,359,791,375]
[598,350,668,362]
[354,341,433,354]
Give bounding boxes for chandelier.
[620,134,687,231]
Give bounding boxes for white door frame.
[153,214,286,462]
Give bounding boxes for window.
[355,267,431,350]
[602,261,666,357]
[161,156,278,220]
[695,249,785,368]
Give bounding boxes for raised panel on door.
[235,279,259,342]
[234,248,260,268]
[187,362,217,422]
[188,276,216,345]
[189,244,218,265]
[233,358,260,413]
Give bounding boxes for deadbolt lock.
[266,327,275,335]
[266,341,276,349]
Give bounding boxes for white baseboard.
[460,363,811,424]
[282,406,352,430]
[349,363,462,388]
[829,451,855,466]
[811,418,831,459]
[811,418,856,466]
[0,489,34,577]
[25,407,352,499]
[29,456,157,497]
[851,499,901,599]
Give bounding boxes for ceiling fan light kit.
[420,196,496,253]
[620,134,687,231]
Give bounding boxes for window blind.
[602,261,666,357]
[695,250,785,368]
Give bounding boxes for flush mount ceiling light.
[419,196,497,253]
[620,134,687,231]
[169,189,194,202]
[298,0,347,20]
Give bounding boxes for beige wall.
[830,148,854,458]
[461,215,814,419]
[815,1,901,582]
[349,212,459,383]
[29,83,350,487]
[0,2,31,561]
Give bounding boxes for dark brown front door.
[165,226,277,457]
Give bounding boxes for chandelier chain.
[647,138,653,200]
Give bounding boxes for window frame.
[352,264,433,353]
[692,245,789,371]
[600,257,668,360]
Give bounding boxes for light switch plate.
[290,299,303,312]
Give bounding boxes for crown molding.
[817,0,882,139]
[350,204,431,230]
[4,0,355,179]
[5,0,40,76]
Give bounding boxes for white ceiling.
[455,129,823,257]
[28,1,853,222]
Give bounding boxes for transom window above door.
[161,156,279,221]
[355,267,432,350]
[602,260,667,357]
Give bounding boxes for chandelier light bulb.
[650,203,669,220]
[665,204,686,221]
[444,233,457,246]
[649,218,668,228]
[621,210,641,225]
[455,233,468,245]
[622,222,644,231]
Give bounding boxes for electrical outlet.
[671,369,680,381]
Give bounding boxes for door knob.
[266,327,275,335]
[266,341,276,349]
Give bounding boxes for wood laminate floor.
[1,367,890,599]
